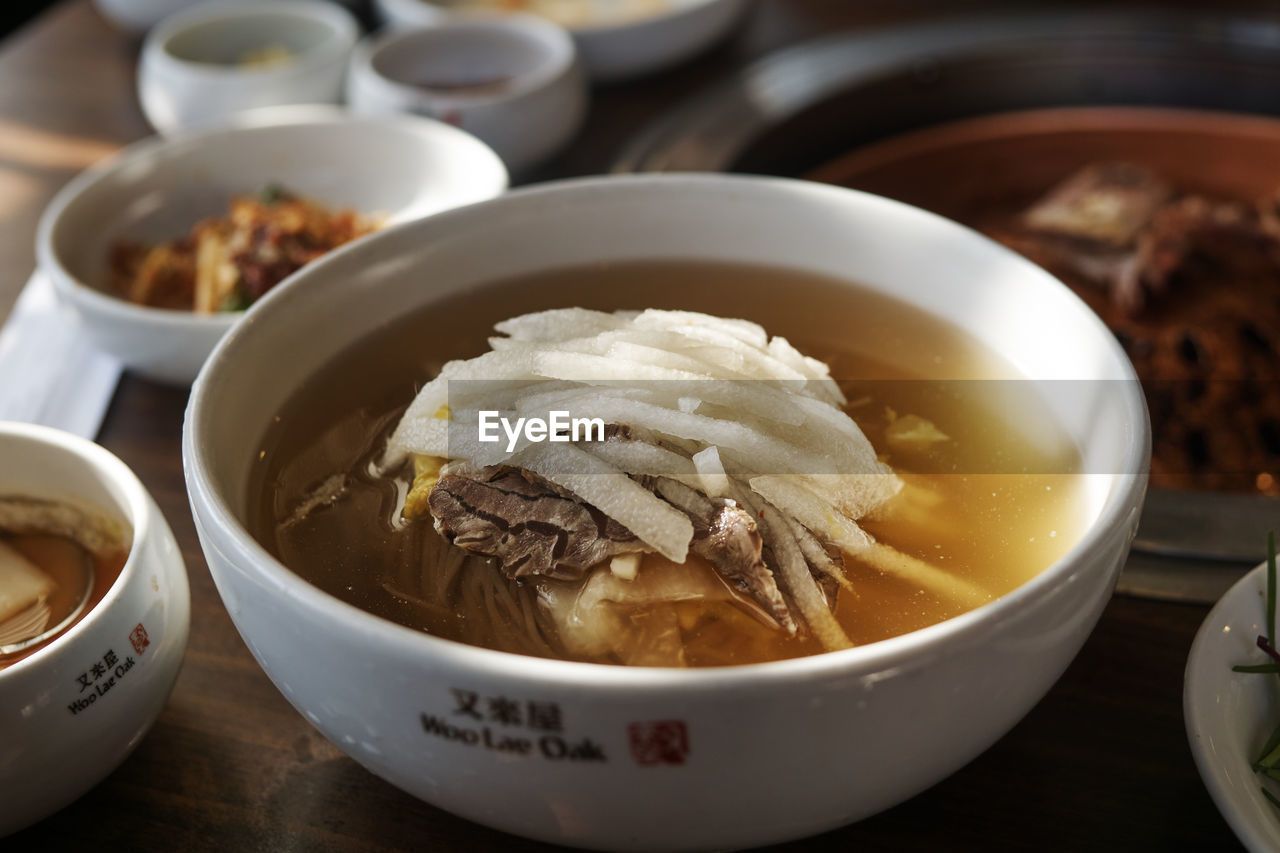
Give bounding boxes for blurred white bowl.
[138,0,359,134]
[0,422,189,837]
[96,0,364,33]
[1186,561,1280,852]
[373,0,748,83]
[93,0,202,34]
[347,15,586,174]
[37,108,508,385]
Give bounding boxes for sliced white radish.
[584,438,697,479]
[690,446,731,498]
[512,443,693,562]
[494,308,628,341]
[630,309,769,349]
[748,475,874,552]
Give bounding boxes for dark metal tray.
[615,11,1280,601]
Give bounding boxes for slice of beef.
[1022,162,1171,247]
[1007,162,1172,312]
[1114,195,1280,314]
[428,467,644,581]
[643,477,797,634]
[429,462,799,634]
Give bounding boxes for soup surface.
[250,261,1087,666]
[0,531,128,669]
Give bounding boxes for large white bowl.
[138,0,359,134]
[37,109,508,386]
[183,174,1149,850]
[1185,561,1280,852]
[0,422,189,837]
[374,0,748,83]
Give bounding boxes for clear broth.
[0,533,128,669]
[249,261,1088,666]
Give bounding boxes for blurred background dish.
[614,11,1280,602]
[371,0,448,29]
[1185,559,1280,852]
[0,421,189,837]
[137,0,359,134]
[36,108,508,385]
[373,0,748,83]
[94,0,362,34]
[92,0,200,34]
[347,15,586,174]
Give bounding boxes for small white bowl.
[184,174,1149,850]
[374,0,747,83]
[347,16,586,174]
[1186,561,1280,851]
[0,422,189,837]
[138,0,359,134]
[37,108,507,386]
[93,0,202,34]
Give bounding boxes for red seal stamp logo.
[129,623,150,655]
[627,720,690,766]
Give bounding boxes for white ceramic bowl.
[95,0,363,33]
[0,422,189,837]
[93,0,202,34]
[37,108,508,386]
[138,0,359,134]
[374,0,748,83]
[1186,561,1280,851]
[183,174,1149,850]
[347,16,586,174]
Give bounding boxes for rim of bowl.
[404,0,732,36]
[557,0,735,36]
[145,0,359,81]
[354,13,578,107]
[185,172,1151,691]
[1184,560,1278,853]
[36,107,506,334]
[0,422,153,681]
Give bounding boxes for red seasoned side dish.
[108,185,379,313]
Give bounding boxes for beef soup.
[249,260,1087,667]
[186,174,1148,847]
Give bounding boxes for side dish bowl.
[373,0,747,83]
[183,174,1148,850]
[1185,561,1280,852]
[347,15,586,174]
[37,108,507,385]
[94,0,201,34]
[0,422,189,837]
[138,0,359,134]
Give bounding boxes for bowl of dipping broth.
[0,422,189,837]
[347,15,586,174]
[184,174,1148,850]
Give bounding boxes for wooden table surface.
[0,1,1256,850]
